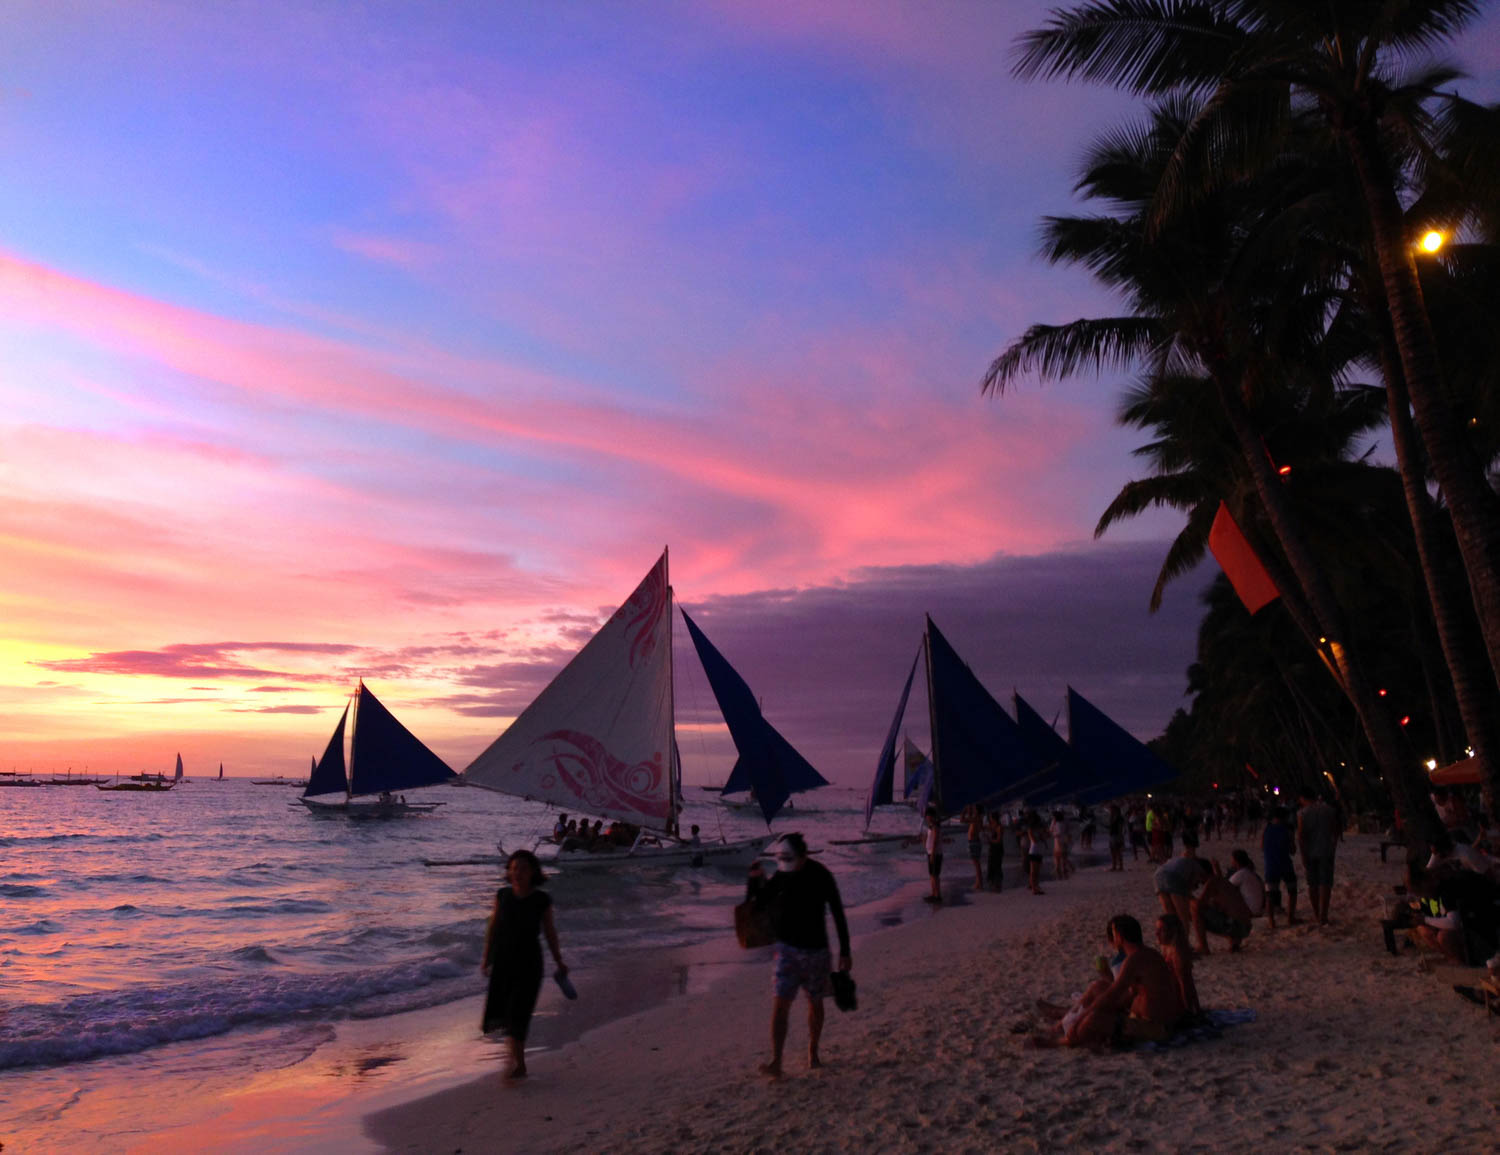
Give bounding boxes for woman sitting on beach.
[481,849,567,1082]
[1031,951,1120,1045]
[1155,913,1200,1020]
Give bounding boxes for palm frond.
[982,317,1163,394]
[1013,0,1247,94]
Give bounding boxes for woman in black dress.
[481,849,566,1080]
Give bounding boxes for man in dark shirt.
[746,832,851,1077]
[1297,788,1341,926]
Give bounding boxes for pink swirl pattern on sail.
[615,556,667,669]
[515,730,669,821]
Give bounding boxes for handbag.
[830,970,857,1012]
[734,900,775,949]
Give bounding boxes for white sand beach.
[367,834,1500,1153]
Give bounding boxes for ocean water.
[0,780,917,1077]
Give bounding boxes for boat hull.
[298,796,442,817]
[536,833,773,870]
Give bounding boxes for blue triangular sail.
[681,609,827,825]
[348,684,456,796]
[1013,692,1098,805]
[304,704,349,797]
[864,649,919,829]
[925,617,1046,817]
[1067,686,1178,803]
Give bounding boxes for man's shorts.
[1304,856,1335,888]
[1200,905,1251,940]
[928,852,944,878]
[1265,861,1297,889]
[772,943,831,1000]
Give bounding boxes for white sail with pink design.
[463,552,677,830]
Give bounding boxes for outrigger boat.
[299,682,454,816]
[464,550,817,869]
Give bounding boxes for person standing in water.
[745,833,851,1078]
[481,849,566,1082]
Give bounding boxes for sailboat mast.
[347,682,360,800]
[922,618,941,816]
[665,547,679,838]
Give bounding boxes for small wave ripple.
[0,949,480,1070]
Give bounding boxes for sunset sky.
[5,2,1497,782]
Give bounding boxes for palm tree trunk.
[1211,365,1442,845]
[1346,122,1500,702]
[1376,321,1500,821]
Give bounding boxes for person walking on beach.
[1262,805,1299,927]
[1026,815,1047,895]
[1107,804,1125,872]
[481,849,567,1082]
[1297,788,1341,925]
[745,833,851,1078]
[985,809,1005,892]
[963,804,985,890]
[923,806,944,903]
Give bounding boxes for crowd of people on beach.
[1012,785,1350,1049]
[476,781,1500,1080]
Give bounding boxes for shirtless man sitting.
[1065,914,1186,1047]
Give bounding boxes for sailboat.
[299,682,456,816]
[173,753,185,785]
[861,617,1055,833]
[680,609,830,821]
[215,763,225,782]
[98,770,174,792]
[463,551,777,869]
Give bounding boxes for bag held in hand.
[830,969,857,1012]
[734,900,774,949]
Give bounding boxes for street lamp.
[1420,230,1445,253]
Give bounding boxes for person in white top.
[923,807,944,903]
[1228,849,1266,916]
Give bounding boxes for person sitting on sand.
[1154,852,1210,930]
[1193,860,1255,954]
[1228,849,1267,918]
[745,833,851,1078]
[1155,913,1200,1018]
[1063,915,1185,1047]
[1031,952,1119,1045]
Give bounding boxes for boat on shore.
[299,682,454,817]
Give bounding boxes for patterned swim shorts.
[772,943,832,1000]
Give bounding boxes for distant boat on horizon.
[98,772,174,793]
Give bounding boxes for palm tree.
[1013,0,1500,793]
[984,96,1445,840]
